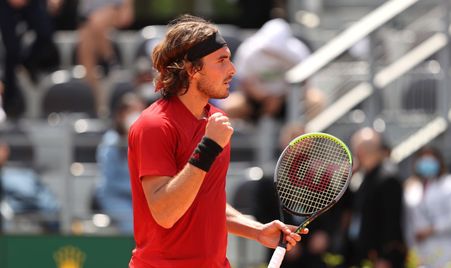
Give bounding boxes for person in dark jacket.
[347,127,406,267]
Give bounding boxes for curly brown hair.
[152,14,219,98]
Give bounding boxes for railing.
[286,0,421,85]
[286,0,451,163]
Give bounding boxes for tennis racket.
[268,132,353,268]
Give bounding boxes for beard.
[196,75,230,99]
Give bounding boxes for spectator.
[77,0,134,117]
[403,146,451,268]
[94,92,145,234]
[347,127,406,267]
[0,140,60,233]
[0,0,61,118]
[221,18,314,123]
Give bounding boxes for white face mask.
[124,112,141,130]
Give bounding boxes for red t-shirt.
[128,96,231,268]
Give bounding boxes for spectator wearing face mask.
[93,92,145,234]
[403,146,451,268]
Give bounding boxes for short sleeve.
[129,114,178,180]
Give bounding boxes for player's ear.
[186,59,202,78]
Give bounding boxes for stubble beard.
[197,75,229,100]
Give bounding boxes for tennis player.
[127,14,308,268]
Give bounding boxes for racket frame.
[273,132,353,233]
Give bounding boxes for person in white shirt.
[403,146,451,268]
[221,18,320,123]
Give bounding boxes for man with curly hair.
[127,14,307,268]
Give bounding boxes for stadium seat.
[42,79,97,118]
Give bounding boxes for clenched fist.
[204,112,233,148]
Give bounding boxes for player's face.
[194,46,236,99]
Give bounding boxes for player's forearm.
[226,204,263,241]
[145,164,206,229]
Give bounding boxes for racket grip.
[267,246,286,268]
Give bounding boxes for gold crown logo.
[53,245,86,268]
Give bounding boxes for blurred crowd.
[233,126,451,268]
[0,1,451,268]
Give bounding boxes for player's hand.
[204,112,233,148]
[257,220,308,251]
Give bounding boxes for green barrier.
[0,235,135,268]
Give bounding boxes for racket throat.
[295,220,310,234]
[294,212,320,234]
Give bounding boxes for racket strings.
[288,139,347,211]
[276,137,351,215]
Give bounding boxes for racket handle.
[267,246,286,268]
